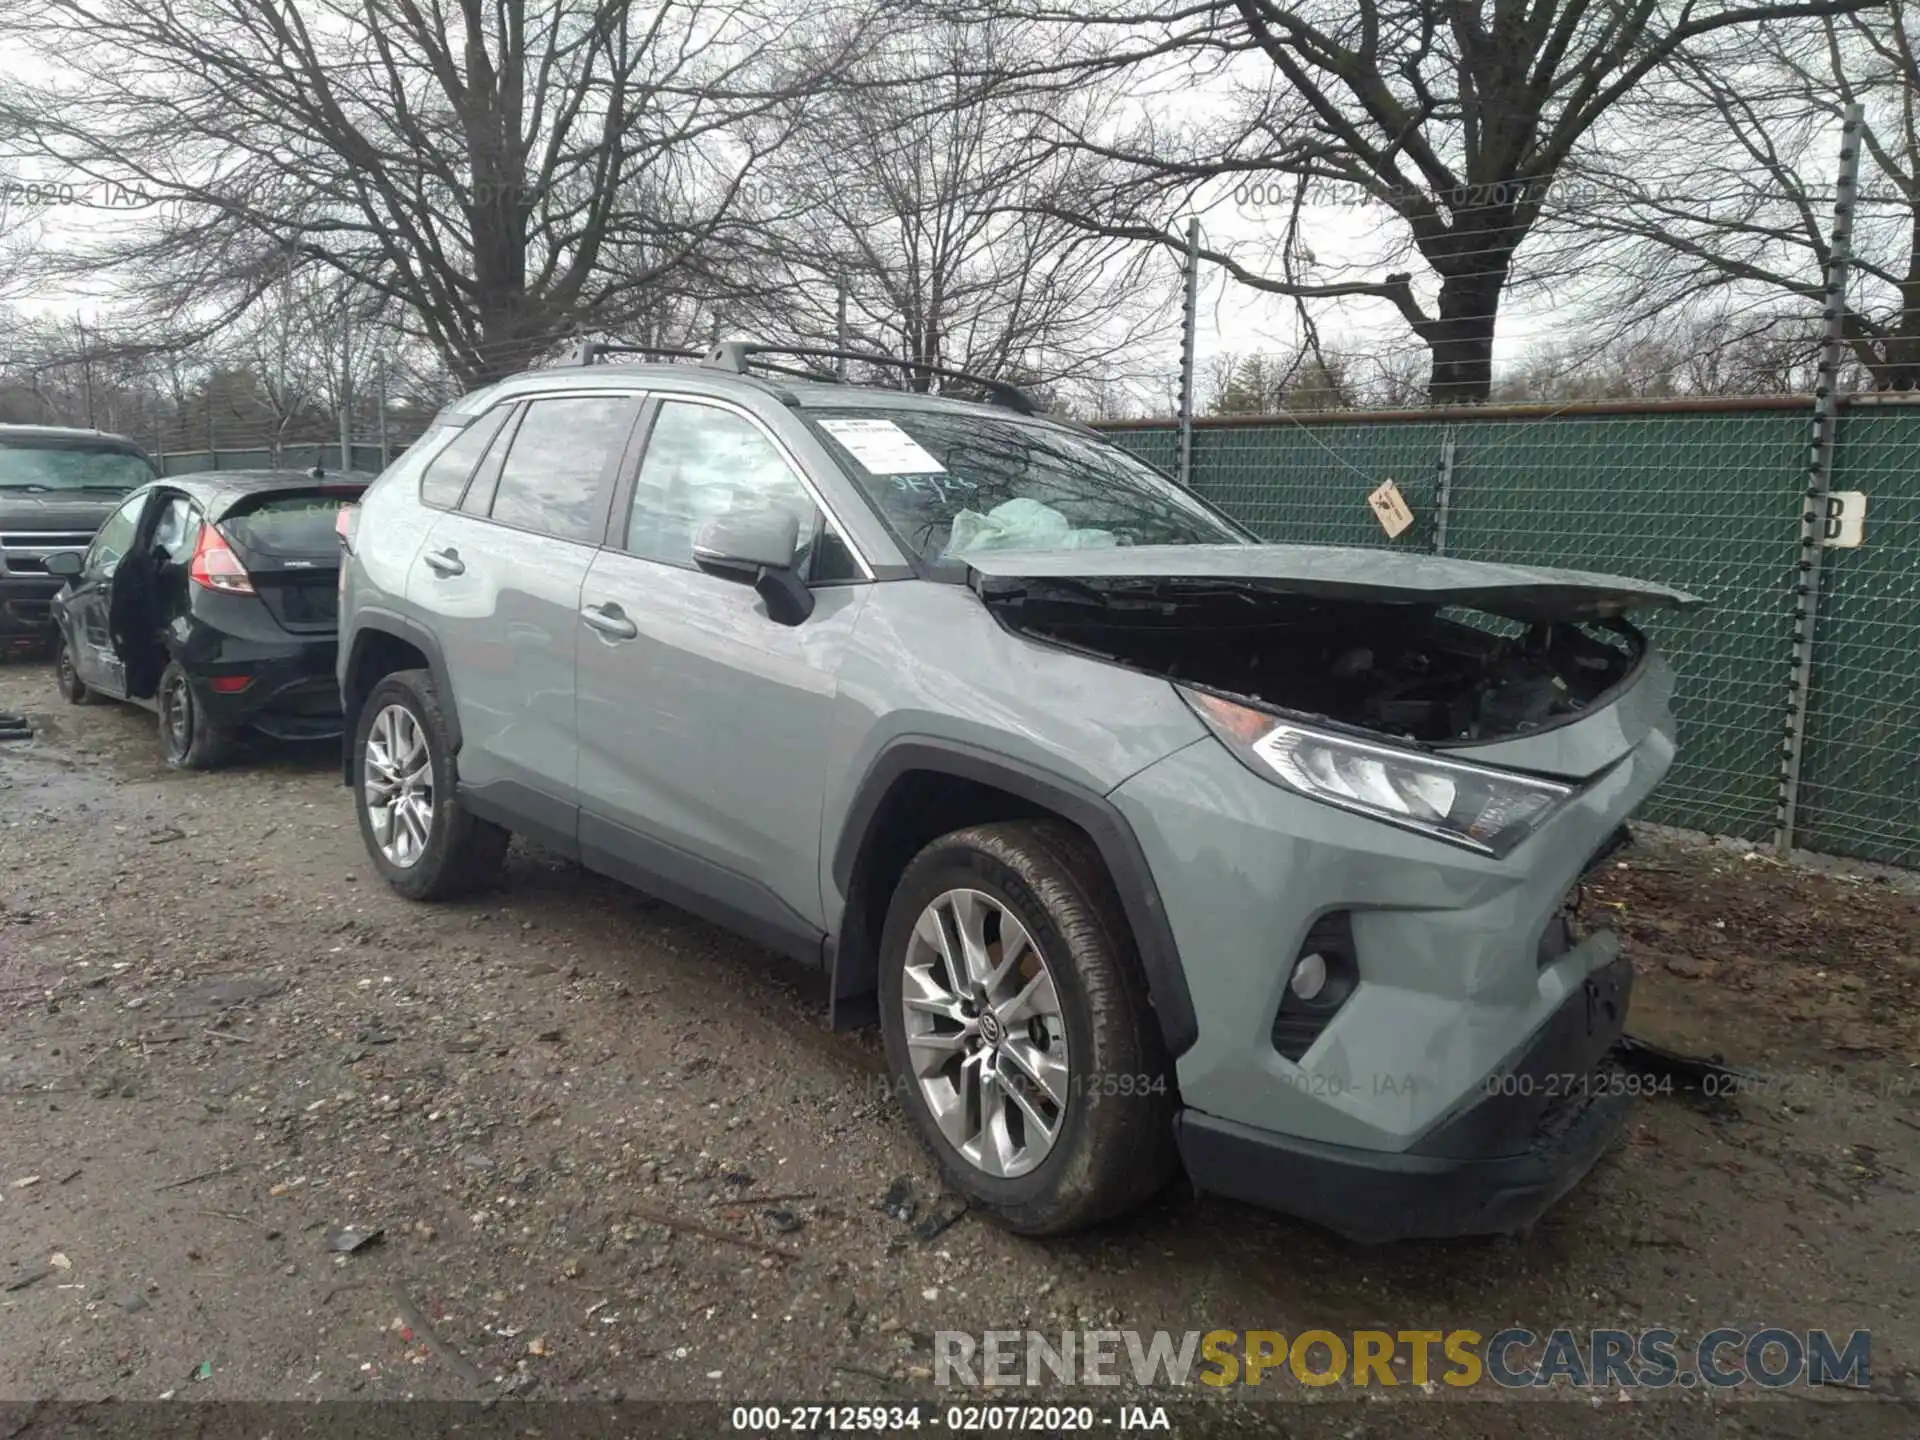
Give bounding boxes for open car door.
[105,490,177,700]
[61,490,150,696]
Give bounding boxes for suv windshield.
[0,438,156,493]
[807,407,1248,566]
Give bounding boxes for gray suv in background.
[336,343,1693,1242]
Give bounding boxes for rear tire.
[158,661,235,770]
[352,668,508,900]
[55,637,99,705]
[877,821,1178,1235]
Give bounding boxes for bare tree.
[711,17,1168,403]
[1567,8,1920,390]
[222,269,352,461]
[1489,311,1855,400]
[1203,343,1364,413]
[946,0,1872,403]
[0,0,879,385]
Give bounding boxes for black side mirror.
[692,511,814,625]
[42,551,83,579]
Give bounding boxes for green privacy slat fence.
[159,443,392,476]
[1106,401,1920,870]
[1796,410,1920,863]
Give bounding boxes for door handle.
[423,547,465,577]
[581,602,638,640]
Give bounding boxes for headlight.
[1182,689,1573,857]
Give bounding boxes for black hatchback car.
[43,470,370,768]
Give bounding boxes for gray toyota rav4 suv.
[337,342,1693,1243]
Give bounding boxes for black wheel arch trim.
[828,738,1198,1058]
[340,609,461,784]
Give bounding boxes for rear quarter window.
[419,407,511,508]
[221,494,358,555]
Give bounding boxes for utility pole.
[376,354,390,468]
[835,275,849,378]
[1176,218,1200,488]
[1775,103,1864,857]
[338,306,353,472]
[78,317,95,428]
[1431,431,1457,556]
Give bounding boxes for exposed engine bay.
[983,579,1645,744]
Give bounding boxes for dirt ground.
[2,651,1918,1437]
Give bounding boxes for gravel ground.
[2,652,1917,1436]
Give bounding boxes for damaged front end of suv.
[965,544,1697,1242]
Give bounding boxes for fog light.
[1272,913,1359,1062]
[1290,952,1328,1001]
[209,675,254,694]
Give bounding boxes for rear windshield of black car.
[0,440,156,492]
[804,406,1250,566]
[220,493,358,556]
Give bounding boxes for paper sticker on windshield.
[818,418,946,475]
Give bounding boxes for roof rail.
[566,341,707,367]
[702,343,1043,416]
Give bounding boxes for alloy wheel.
[162,673,192,756]
[900,888,1070,1178]
[364,703,434,867]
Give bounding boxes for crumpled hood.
[963,544,1701,622]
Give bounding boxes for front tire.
[877,821,1178,1235]
[55,637,99,705]
[158,661,234,770]
[353,668,508,900]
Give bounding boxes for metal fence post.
[338,305,353,473]
[835,275,849,379]
[1431,429,1456,556]
[1176,217,1199,488]
[376,355,390,468]
[1776,102,1864,857]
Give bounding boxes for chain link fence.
[155,442,395,475]
[1797,406,1920,864]
[1105,396,1920,871]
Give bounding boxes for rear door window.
[485,395,638,543]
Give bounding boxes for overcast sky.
[1,45,1857,410]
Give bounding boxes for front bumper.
[1176,954,1634,1242]
[1112,723,1672,1142]
[1109,674,1676,1241]
[0,578,59,641]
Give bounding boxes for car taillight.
[190,525,256,595]
[336,504,359,553]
